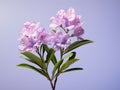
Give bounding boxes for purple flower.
[73,25,84,41]
[36,28,51,45]
[49,7,81,31]
[51,31,71,50]
[18,36,36,51]
[49,9,66,30]
[49,7,84,41]
[18,21,49,52]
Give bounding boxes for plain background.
[0,0,120,90]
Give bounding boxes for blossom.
[49,7,81,31]
[18,8,85,52]
[36,28,51,45]
[49,7,84,41]
[18,21,49,51]
[49,9,66,30]
[73,25,84,41]
[51,31,71,50]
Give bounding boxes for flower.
[49,7,81,31]
[18,7,92,90]
[49,9,65,30]
[73,25,84,41]
[18,21,49,51]
[51,31,71,50]
[49,7,84,41]
[36,28,51,45]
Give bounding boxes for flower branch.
[17,7,93,90]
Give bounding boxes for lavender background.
[0,0,120,90]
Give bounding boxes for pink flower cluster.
[50,7,84,40]
[18,22,50,51]
[18,8,84,52]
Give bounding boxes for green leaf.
[21,51,46,69]
[45,48,55,64]
[62,67,83,73]
[43,44,49,52]
[60,58,79,72]
[43,44,57,65]
[51,55,57,65]
[64,52,76,60]
[20,56,36,64]
[68,52,76,60]
[40,44,45,56]
[17,63,49,79]
[64,40,93,54]
[52,59,63,79]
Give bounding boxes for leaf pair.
[52,52,79,79]
[21,51,46,69]
[43,44,57,65]
[51,40,93,79]
[17,52,49,79]
[17,44,57,80]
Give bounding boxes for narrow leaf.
[51,56,57,65]
[43,44,57,65]
[63,52,74,59]
[68,52,76,60]
[52,59,63,79]
[62,67,83,73]
[39,44,46,58]
[43,44,49,51]
[17,63,49,79]
[45,48,55,64]
[20,56,36,64]
[21,51,46,69]
[60,58,79,72]
[64,40,93,54]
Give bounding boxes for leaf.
[21,51,46,69]
[62,67,83,73]
[64,52,76,60]
[45,48,55,64]
[43,44,49,52]
[52,59,63,79]
[64,40,93,54]
[20,56,36,64]
[43,44,57,65]
[68,52,76,60]
[60,58,79,72]
[51,55,57,65]
[40,44,45,56]
[17,63,49,79]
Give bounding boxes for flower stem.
[53,74,59,90]
[50,79,54,90]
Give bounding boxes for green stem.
[52,48,64,90]
[50,79,54,90]
[36,46,54,90]
[60,25,69,33]
[53,73,59,90]
[36,46,45,63]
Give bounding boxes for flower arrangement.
[17,7,92,90]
